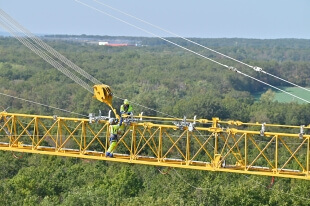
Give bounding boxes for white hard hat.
[124,99,129,104]
[109,118,114,124]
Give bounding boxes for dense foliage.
[1,36,310,205]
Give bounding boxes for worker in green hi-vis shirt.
[106,118,124,158]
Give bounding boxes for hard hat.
[124,99,129,104]
[109,118,115,124]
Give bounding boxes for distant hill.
[42,34,310,48]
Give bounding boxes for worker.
[120,99,133,125]
[120,99,133,116]
[106,118,123,158]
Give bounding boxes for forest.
[0,36,310,205]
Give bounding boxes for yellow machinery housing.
[93,84,119,119]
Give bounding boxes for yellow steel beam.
[0,111,310,180]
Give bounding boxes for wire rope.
[74,0,228,68]
[77,0,310,106]
[236,69,310,103]
[0,9,102,86]
[0,13,93,93]
[0,10,178,119]
[1,2,309,125]
[93,0,310,94]
[113,95,177,118]
[0,91,88,117]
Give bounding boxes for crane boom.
[1,111,310,180]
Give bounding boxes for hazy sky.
[0,0,309,39]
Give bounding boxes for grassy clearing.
[255,87,310,104]
[274,87,310,104]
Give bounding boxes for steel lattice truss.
[0,112,309,180]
